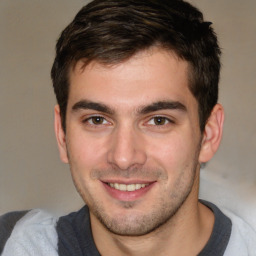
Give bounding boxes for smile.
[108,183,149,192]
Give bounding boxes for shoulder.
[222,209,256,256]
[0,209,59,256]
[200,200,256,256]
[0,206,95,256]
[0,210,29,254]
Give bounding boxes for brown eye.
[90,116,105,125]
[82,115,112,129]
[83,116,108,125]
[153,116,168,125]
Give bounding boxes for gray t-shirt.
[0,200,235,256]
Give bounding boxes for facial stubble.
[68,145,201,237]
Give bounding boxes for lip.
[101,180,156,201]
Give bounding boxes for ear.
[199,104,224,163]
[54,105,69,163]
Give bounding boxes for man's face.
[57,48,204,236]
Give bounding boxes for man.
[1,0,255,255]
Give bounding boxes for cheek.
[147,133,195,169]
[66,133,107,198]
[66,130,108,171]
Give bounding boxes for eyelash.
[147,116,174,126]
[82,115,110,126]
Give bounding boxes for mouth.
[102,181,155,201]
[107,183,150,192]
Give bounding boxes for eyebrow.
[72,100,187,115]
[139,100,187,114]
[72,100,114,115]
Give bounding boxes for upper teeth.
[109,183,149,192]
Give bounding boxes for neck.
[90,188,214,256]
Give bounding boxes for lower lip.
[102,182,155,201]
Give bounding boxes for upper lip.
[101,179,156,185]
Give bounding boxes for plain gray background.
[1,0,256,215]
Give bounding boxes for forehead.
[68,48,196,111]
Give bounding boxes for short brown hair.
[51,0,221,132]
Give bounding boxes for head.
[51,0,221,133]
[52,0,224,237]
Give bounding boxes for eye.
[84,116,109,125]
[147,116,172,126]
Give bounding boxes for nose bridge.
[107,122,146,170]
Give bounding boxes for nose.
[107,124,147,170]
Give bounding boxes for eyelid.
[82,114,112,125]
[145,115,175,126]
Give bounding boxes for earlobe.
[199,104,224,163]
[54,105,69,163]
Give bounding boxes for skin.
[55,48,224,255]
